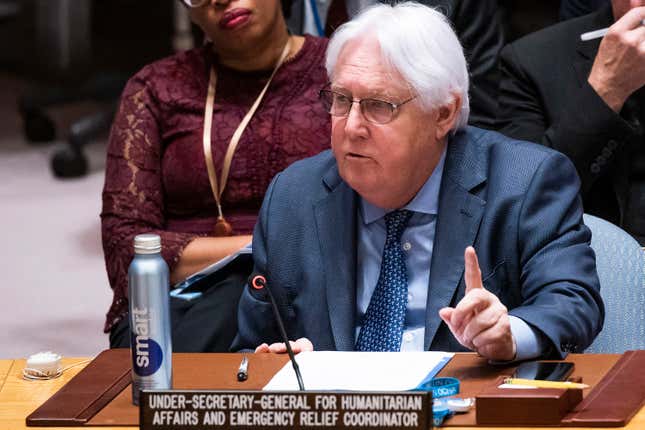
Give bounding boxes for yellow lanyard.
[202,38,292,236]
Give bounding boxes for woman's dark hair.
[281,0,293,19]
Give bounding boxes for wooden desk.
[0,358,125,430]
[0,359,14,391]
[2,354,644,430]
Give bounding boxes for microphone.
[249,273,305,391]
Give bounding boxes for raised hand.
[439,247,516,361]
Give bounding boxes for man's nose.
[343,102,368,139]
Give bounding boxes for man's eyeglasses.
[319,89,416,124]
[181,0,210,8]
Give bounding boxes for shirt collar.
[360,148,447,225]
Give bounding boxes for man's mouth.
[347,152,367,158]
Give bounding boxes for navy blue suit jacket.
[233,127,604,358]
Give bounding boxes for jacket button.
[601,147,612,158]
[608,140,619,150]
[591,163,601,174]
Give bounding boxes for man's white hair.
[325,2,470,130]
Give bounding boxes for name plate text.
[140,390,432,429]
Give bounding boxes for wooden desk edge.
[3,353,644,430]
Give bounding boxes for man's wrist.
[587,75,628,113]
[508,316,544,361]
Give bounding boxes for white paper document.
[263,351,454,391]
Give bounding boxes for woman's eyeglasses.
[181,0,210,8]
[319,89,416,124]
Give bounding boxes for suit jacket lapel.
[424,129,486,350]
[314,165,357,351]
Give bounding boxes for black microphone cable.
[250,273,305,391]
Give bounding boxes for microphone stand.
[251,274,305,391]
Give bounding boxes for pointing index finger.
[464,246,485,293]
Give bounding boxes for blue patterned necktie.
[356,209,413,351]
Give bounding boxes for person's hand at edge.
[254,337,314,354]
[587,7,645,113]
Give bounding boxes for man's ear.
[434,94,462,141]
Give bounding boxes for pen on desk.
[503,378,589,389]
[237,355,248,382]
[581,19,645,41]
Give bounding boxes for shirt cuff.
[509,315,545,361]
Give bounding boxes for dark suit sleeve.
[509,151,604,358]
[416,0,503,129]
[560,0,608,20]
[449,0,504,129]
[231,174,284,352]
[497,42,638,195]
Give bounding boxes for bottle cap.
[134,234,162,254]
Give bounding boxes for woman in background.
[101,0,330,351]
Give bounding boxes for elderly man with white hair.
[232,2,604,361]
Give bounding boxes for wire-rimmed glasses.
[319,88,416,124]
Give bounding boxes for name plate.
[140,390,432,429]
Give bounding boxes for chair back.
[583,214,645,353]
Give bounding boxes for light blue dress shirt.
[355,149,543,360]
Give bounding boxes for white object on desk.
[263,351,454,391]
[24,351,62,379]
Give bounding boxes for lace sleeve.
[101,73,197,315]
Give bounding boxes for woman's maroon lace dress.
[101,35,330,332]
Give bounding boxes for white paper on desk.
[263,351,454,391]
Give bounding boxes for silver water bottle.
[128,234,172,405]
